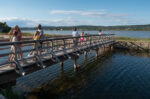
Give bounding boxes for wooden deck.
[0,34,115,76]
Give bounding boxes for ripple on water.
[8,50,150,99]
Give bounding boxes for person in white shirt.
[72,27,79,47]
[10,31,19,66]
[98,29,102,35]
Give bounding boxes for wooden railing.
[0,34,115,76]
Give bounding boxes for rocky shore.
[114,41,150,52]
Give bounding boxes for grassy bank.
[115,37,150,42]
[0,32,60,37]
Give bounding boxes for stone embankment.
[114,41,150,52]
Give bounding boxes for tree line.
[1,22,150,33]
[21,24,150,31]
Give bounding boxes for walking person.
[72,27,79,47]
[98,29,103,42]
[8,25,23,61]
[80,32,84,45]
[98,29,102,35]
[33,31,41,61]
[37,24,44,50]
[10,31,19,67]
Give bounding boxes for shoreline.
[114,37,150,52]
[0,32,62,39]
[115,37,150,42]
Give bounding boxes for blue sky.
[0,0,150,27]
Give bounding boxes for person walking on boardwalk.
[10,31,19,67]
[80,32,84,45]
[33,30,42,60]
[8,25,23,61]
[72,27,79,47]
[98,29,102,35]
[37,24,44,49]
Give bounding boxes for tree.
[0,22,11,33]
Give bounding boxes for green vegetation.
[115,36,150,42]
[21,24,150,31]
[0,22,11,33]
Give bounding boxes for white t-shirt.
[11,37,19,52]
[12,36,18,42]
[72,31,79,37]
[98,32,102,35]
[38,29,44,39]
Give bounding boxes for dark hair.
[73,27,77,31]
[13,31,18,36]
[38,24,42,29]
[99,29,102,32]
[14,25,21,32]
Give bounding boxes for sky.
[0,0,150,27]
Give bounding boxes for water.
[22,30,150,38]
[2,49,150,99]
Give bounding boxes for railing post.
[90,35,93,49]
[60,60,63,68]
[50,40,59,62]
[50,40,54,58]
[63,39,71,59]
[46,38,49,53]
[63,39,66,54]
[99,35,101,45]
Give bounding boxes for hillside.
[21,24,150,31]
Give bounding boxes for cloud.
[0,17,93,27]
[50,10,129,18]
[50,10,80,14]
[49,10,147,25]
[0,10,148,27]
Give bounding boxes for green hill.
[21,24,150,31]
[0,22,11,33]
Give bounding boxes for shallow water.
[1,49,150,99]
[22,30,150,38]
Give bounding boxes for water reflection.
[2,48,150,99]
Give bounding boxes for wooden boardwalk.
[0,34,115,76]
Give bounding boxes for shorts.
[33,44,42,50]
[11,45,19,53]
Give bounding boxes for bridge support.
[109,45,114,51]
[95,48,99,58]
[60,60,64,68]
[0,34,115,76]
[73,56,79,69]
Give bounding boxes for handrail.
[0,34,115,76]
[0,34,114,46]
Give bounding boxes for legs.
[9,52,15,67]
[18,44,23,60]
